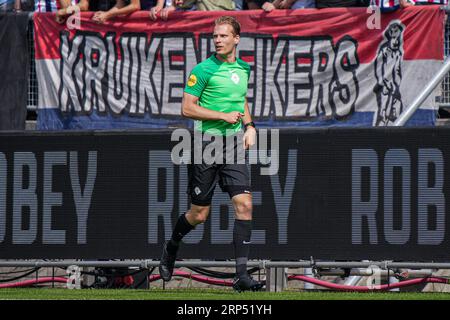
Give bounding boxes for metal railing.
[1,259,450,269]
[27,18,37,111]
[440,16,450,106]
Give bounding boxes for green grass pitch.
[0,288,450,300]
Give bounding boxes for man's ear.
[234,34,240,45]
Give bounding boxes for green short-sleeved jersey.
[184,54,251,136]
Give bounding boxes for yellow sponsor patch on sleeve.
[187,74,197,87]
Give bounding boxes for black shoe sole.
[159,266,173,282]
[232,283,264,292]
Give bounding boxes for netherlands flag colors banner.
[373,0,401,11]
[34,7,444,130]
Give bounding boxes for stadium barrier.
[0,128,450,262]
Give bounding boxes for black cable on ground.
[187,266,261,279]
[56,266,145,277]
[0,268,41,283]
[0,268,39,275]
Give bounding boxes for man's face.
[213,24,239,56]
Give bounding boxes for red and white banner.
[34,7,444,129]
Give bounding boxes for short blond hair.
[215,16,241,36]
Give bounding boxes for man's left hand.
[243,126,256,150]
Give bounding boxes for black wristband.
[244,121,256,131]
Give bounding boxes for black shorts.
[187,132,251,206]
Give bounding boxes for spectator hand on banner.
[149,0,165,20]
[161,6,176,20]
[149,5,162,20]
[160,5,175,19]
[247,0,280,11]
[160,0,185,20]
[278,0,296,8]
[92,10,110,23]
[55,0,89,24]
[262,2,276,11]
[55,6,79,24]
[93,0,141,24]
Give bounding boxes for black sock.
[233,219,252,277]
[167,213,195,255]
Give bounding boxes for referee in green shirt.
[159,16,263,292]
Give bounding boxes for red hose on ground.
[288,275,450,292]
[0,272,448,292]
[150,270,450,291]
[0,277,68,289]
[149,270,234,286]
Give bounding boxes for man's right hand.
[222,111,244,124]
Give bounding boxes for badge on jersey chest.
[230,72,240,85]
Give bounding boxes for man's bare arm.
[242,98,253,125]
[182,92,243,124]
[92,0,140,23]
[77,0,89,11]
[56,0,89,23]
[108,0,141,17]
[242,98,256,149]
